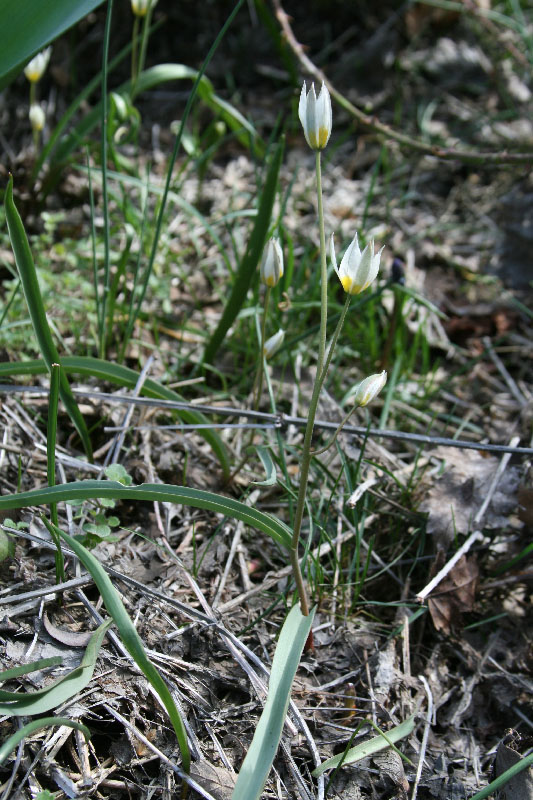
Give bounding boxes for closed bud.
[352,371,387,407]
[330,233,383,295]
[24,48,52,83]
[131,0,158,16]
[29,104,45,132]
[263,329,285,359]
[260,237,284,287]
[298,81,332,151]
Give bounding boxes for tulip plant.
[231,81,387,797]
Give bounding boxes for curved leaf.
[0,620,110,716]
[43,520,191,772]
[0,480,292,549]
[0,717,90,767]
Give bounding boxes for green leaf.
[4,177,93,461]
[44,520,191,773]
[0,717,90,767]
[0,356,230,480]
[252,445,277,486]
[311,715,416,777]
[104,464,133,485]
[0,620,110,715]
[232,604,315,800]
[0,480,292,550]
[52,64,263,171]
[203,137,284,364]
[0,0,106,89]
[0,657,63,686]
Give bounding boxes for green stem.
[227,286,271,485]
[289,150,329,617]
[131,15,140,87]
[254,286,271,411]
[99,0,114,360]
[138,1,154,80]
[29,83,39,155]
[316,151,328,379]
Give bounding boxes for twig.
[474,435,521,526]
[483,338,528,407]
[411,675,433,800]
[272,0,533,166]
[416,530,483,602]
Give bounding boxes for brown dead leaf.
[420,446,520,548]
[428,553,479,633]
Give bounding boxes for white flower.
[352,371,387,407]
[260,237,284,287]
[24,48,52,83]
[263,329,285,359]
[131,0,158,16]
[298,81,332,151]
[330,233,383,295]
[29,104,45,132]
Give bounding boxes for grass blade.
[0,620,110,715]
[4,176,93,461]
[44,521,191,773]
[0,481,292,550]
[232,604,315,800]
[0,356,229,479]
[0,718,90,767]
[203,136,284,365]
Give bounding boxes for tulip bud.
[263,329,285,359]
[298,81,332,151]
[260,237,284,288]
[352,371,387,407]
[131,0,158,16]
[24,48,52,83]
[29,104,45,132]
[330,233,383,295]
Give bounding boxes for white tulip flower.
[298,81,332,151]
[330,233,383,295]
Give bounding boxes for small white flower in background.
[29,104,45,132]
[131,0,158,16]
[352,371,387,407]
[263,329,285,359]
[260,237,284,287]
[298,81,332,151]
[330,233,383,295]
[24,47,52,83]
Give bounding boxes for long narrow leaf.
[0,480,292,549]
[0,356,229,479]
[203,137,284,364]
[232,604,315,800]
[312,715,416,777]
[0,620,110,715]
[0,718,90,767]
[4,177,93,461]
[0,657,63,685]
[46,522,191,773]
